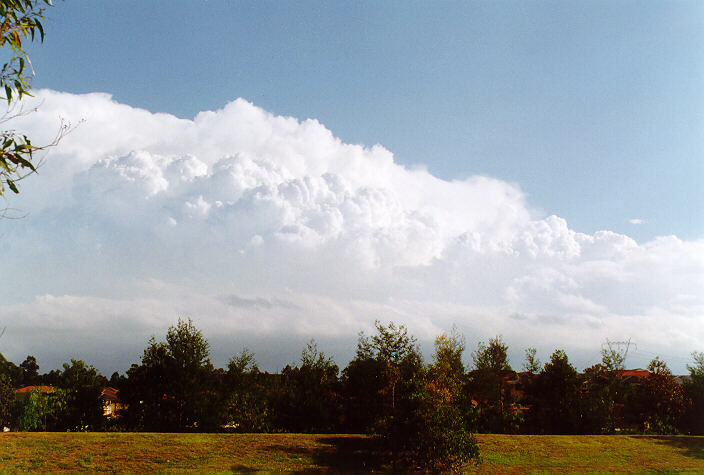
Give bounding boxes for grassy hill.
[0,432,702,471]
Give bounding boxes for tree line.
[1,318,703,470]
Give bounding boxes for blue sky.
[1,1,702,374]
[28,1,703,242]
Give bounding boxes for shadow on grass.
[304,436,388,471]
[229,464,258,472]
[636,436,704,460]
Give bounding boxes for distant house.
[467,369,528,405]
[616,368,691,386]
[99,387,127,418]
[615,369,650,385]
[14,385,54,401]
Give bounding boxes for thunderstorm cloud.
[1,90,702,372]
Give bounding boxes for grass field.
[0,432,702,472]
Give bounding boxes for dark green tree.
[578,364,618,434]
[638,357,687,434]
[166,318,217,429]
[528,349,580,434]
[122,318,218,431]
[273,340,342,433]
[577,345,630,434]
[122,338,176,430]
[19,355,39,386]
[221,349,271,432]
[0,352,21,385]
[472,336,511,373]
[683,352,704,435]
[108,371,125,388]
[342,321,424,464]
[0,374,13,428]
[518,347,542,433]
[467,336,520,433]
[57,359,108,431]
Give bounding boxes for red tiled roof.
[15,385,54,394]
[100,387,120,401]
[616,369,650,378]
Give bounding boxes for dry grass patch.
[0,433,383,471]
[0,432,702,472]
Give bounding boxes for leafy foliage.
[468,336,520,433]
[343,321,423,434]
[600,342,626,372]
[273,340,342,433]
[639,357,688,434]
[15,387,48,430]
[343,321,425,467]
[575,346,633,434]
[0,352,21,385]
[222,349,272,432]
[165,318,218,429]
[527,349,580,434]
[412,331,480,471]
[0,0,54,197]
[56,359,107,430]
[683,352,704,434]
[19,355,39,386]
[0,373,13,427]
[15,386,70,431]
[121,318,217,431]
[472,336,511,372]
[523,347,541,374]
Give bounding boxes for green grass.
[0,432,702,471]
[474,434,704,473]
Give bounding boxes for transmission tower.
[602,338,637,368]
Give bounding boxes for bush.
[413,397,480,471]
[408,330,480,471]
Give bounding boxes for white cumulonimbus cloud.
[0,90,702,372]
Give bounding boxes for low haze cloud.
[0,90,702,373]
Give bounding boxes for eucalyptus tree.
[0,0,55,197]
